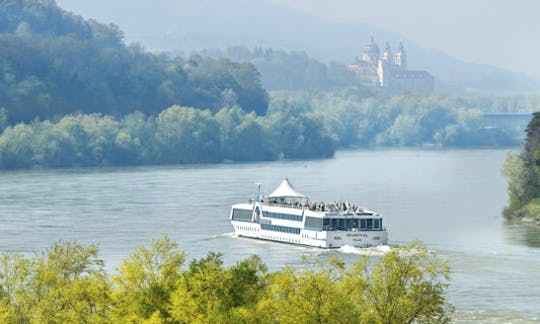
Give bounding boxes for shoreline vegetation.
[0,93,533,170]
[504,112,540,225]
[0,236,453,323]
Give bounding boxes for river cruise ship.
[230,179,388,248]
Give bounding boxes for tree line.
[503,112,540,221]
[0,236,453,323]
[272,90,534,148]
[0,105,335,169]
[1,90,537,169]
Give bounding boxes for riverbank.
[506,198,540,226]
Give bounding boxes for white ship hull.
[231,220,387,248]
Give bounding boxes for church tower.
[382,42,393,62]
[395,42,407,69]
[362,36,380,64]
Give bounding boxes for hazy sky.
[269,0,540,78]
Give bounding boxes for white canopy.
[268,178,306,199]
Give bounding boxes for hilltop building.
[348,37,434,92]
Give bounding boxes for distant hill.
[57,0,540,94]
[0,0,269,124]
[195,47,372,91]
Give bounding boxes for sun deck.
[249,198,378,216]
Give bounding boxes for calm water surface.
[1,149,539,322]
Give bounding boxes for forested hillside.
[0,0,269,124]
[196,46,366,91]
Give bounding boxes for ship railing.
[260,201,340,212]
[251,199,372,215]
[262,201,305,209]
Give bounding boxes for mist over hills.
[57,0,540,94]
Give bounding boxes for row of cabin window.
[261,223,301,234]
[263,211,302,222]
[323,218,382,230]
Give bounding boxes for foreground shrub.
[0,238,452,323]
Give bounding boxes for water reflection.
[504,220,540,248]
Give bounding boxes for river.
[1,148,539,322]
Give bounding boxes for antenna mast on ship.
[255,182,262,202]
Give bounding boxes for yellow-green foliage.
[360,243,453,324]
[0,241,110,323]
[111,235,185,322]
[0,238,452,324]
[255,259,358,324]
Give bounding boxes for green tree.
[0,253,31,323]
[0,123,35,169]
[170,253,266,324]
[216,106,277,161]
[0,241,112,323]
[170,252,231,323]
[155,106,221,163]
[359,242,453,324]
[254,258,356,324]
[267,98,336,159]
[112,235,185,323]
[521,112,540,200]
[503,152,528,216]
[234,114,277,161]
[215,106,245,160]
[113,112,156,165]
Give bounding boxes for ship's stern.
[324,230,388,248]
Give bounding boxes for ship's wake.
[215,232,237,238]
[337,244,437,256]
